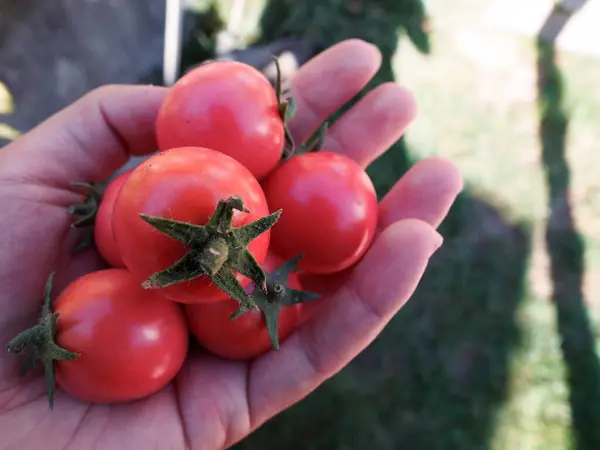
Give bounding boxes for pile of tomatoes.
[7,60,379,409]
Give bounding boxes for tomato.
[184,253,305,360]
[54,269,188,404]
[261,152,378,274]
[112,146,272,304]
[156,61,285,180]
[94,169,132,268]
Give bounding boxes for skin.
[112,146,271,304]
[94,169,131,268]
[55,269,189,404]
[0,40,462,449]
[262,151,379,274]
[156,60,284,180]
[184,253,304,360]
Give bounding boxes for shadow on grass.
[536,2,600,448]
[233,1,531,448]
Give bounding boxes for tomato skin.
[94,169,132,268]
[156,61,284,180]
[112,146,272,304]
[184,253,303,360]
[261,152,378,274]
[54,269,188,404]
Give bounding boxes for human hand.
[0,40,462,449]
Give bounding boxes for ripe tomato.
[94,169,132,268]
[112,146,272,304]
[156,61,284,180]
[261,152,378,274]
[54,269,188,404]
[184,253,304,360]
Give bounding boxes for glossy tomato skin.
[184,253,303,360]
[112,146,272,304]
[54,269,188,404]
[156,61,284,180]
[262,152,378,274]
[94,169,132,268]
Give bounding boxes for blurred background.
[2,0,600,448]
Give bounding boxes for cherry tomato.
[184,253,303,360]
[112,146,272,304]
[156,61,284,180]
[54,269,188,404]
[261,152,378,274]
[94,169,132,268]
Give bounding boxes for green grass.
[178,0,600,448]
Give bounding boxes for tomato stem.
[68,181,104,253]
[270,283,285,300]
[299,121,329,154]
[272,55,298,161]
[305,121,328,152]
[200,237,230,275]
[230,255,321,350]
[139,196,282,311]
[6,273,80,410]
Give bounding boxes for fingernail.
[430,231,444,255]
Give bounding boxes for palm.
[0,40,461,450]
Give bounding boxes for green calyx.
[140,196,282,311]
[6,273,80,410]
[231,255,321,350]
[67,181,104,253]
[271,55,330,160]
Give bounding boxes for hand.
[0,40,462,449]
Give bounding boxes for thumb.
[0,85,167,186]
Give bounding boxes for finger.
[247,219,442,427]
[175,352,250,449]
[287,39,381,144]
[379,157,463,229]
[324,82,416,167]
[0,84,168,185]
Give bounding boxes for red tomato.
[261,152,378,274]
[94,169,132,268]
[184,253,303,360]
[156,61,284,180]
[54,269,188,404]
[112,146,272,304]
